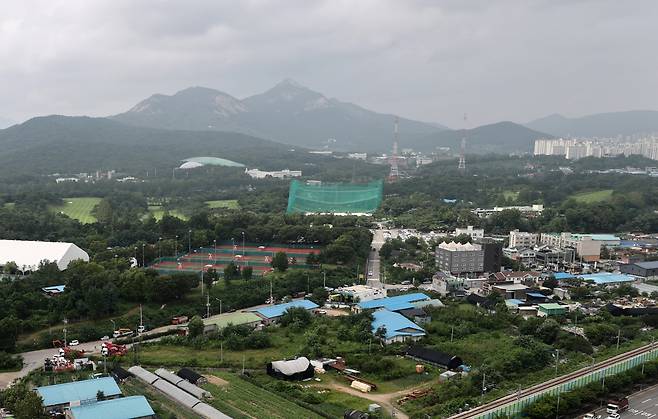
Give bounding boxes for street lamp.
[213,239,217,266]
[158,237,162,259]
[241,231,245,256]
[231,237,235,257]
[175,235,178,256]
[188,229,192,254]
[110,319,116,332]
[215,298,222,315]
[142,244,146,267]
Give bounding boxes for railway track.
[449,342,656,418]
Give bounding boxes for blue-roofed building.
[36,377,121,411]
[354,293,430,313]
[252,300,319,322]
[554,272,576,280]
[570,233,621,246]
[578,272,636,285]
[371,309,426,345]
[68,396,155,419]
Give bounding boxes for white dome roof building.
[0,240,89,271]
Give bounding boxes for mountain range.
[0,115,317,176]
[0,117,16,129]
[112,79,448,152]
[525,110,658,138]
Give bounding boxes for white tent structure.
[0,240,89,271]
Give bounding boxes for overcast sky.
[2,0,658,127]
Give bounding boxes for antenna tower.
[458,113,467,171]
[388,117,400,182]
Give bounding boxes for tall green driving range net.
[286,180,383,214]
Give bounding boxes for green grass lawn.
[206,199,240,209]
[146,205,188,221]
[502,190,519,201]
[203,371,324,419]
[570,189,614,203]
[50,197,101,223]
[3,202,15,209]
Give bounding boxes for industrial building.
[620,261,658,280]
[251,300,319,322]
[371,309,426,345]
[354,293,430,313]
[36,377,122,412]
[245,168,302,179]
[435,241,484,275]
[201,312,262,334]
[0,239,89,271]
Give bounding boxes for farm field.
[570,189,613,203]
[202,370,324,419]
[147,205,188,221]
[50,197,101,223]
[501,190,519,201]
[206,199,240,209]
[122,376,202,418]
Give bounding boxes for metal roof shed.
[178,379,211,399]
[155,368,185,385]
[152,379,200,409]
[36,377,121,408]
[128,366,159,385]
[253,300,318,319]
[192,402,233,419]
[538,303,567,316]
[68,395,155,419]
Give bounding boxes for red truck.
[171,315,189,325]
[606,397,629,414]
[101,342,127,356]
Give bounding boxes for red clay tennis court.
[149,242,320,275]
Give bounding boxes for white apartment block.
[539,233,601,262]
[454,226,484,240]
[509,230,538,248]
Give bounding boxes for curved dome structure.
[182,156,245,167]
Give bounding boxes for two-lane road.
[590,384,658,418]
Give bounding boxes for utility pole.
[270,278,273,305]
[555,388,561,419]
[142,243,145,267]
[188,229,192,254]
[323,271,326,288]
[63,328,67,347]
[242,231,245,256]
[554,349,559,376]
[451,326,454,343]
[616,329,621,351]
[220,341,223,363]
[481,370,486,399]
[206,294,210,319]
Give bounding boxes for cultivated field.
[147,205,188,221]
[203,371,324,419]
[570,189,613,203]
[206,199,240,209]
[50,197,101,223]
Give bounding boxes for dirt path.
[327,381,433,419]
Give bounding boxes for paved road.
[366,228,386,288]
[590,383,658,418]
[0,323,177,389]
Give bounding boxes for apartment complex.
[435,242,484,275]
[539,233,602,262]
[509,230,539,248]
[534,136,658,161]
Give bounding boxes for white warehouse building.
[0,240,89,271]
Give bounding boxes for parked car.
[100,335,110,341]
[69,340,79,346]
[137,325,146,334]
[606,413,620,419]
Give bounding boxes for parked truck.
[112,328,133,338]
[606,397,629,414]
[171,315,189,325]
[101,342,127,356]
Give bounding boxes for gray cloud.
[1,0,657,127]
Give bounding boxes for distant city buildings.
[245,168,302,179]
[473,204,544,218]
[534,136,658,161]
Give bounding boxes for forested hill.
[0,115,373,177]
[409,121,551,154]
[112,80,446,152]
